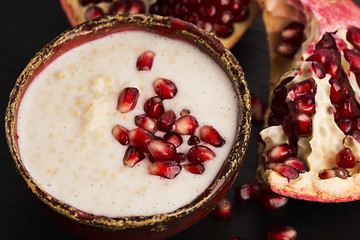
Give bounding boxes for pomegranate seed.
[351,131,360,143]
[157,110,176,132]
[283,157,309,173]
[294,96,316,115]
[136,50,155,71]
[163,132,183,147]
[319,168,337,179]
[266,144,297,162]
[123,146,145,167]
[187,145,215,163]
[251,94,267,122]
[211,198,232,221]
[214,24,234,38]
[347,27,360,49]
[335,148,356,169]
[153,78,178,99]
[353,117,360,131]
[125,0,145,13]
[173,115,199,135]
[148,161,182,179]
[337,118,353,134]
[280,21,304,44]
[344,49,360,73]
[287,79,316,101]
[85,6,104,21]
[109,0,126,14]
[174,152,186,163]
[147,140,177,161]
[199,125,225,147]
[271,77,292,115]
[117,87,139,113]
[329,79,350,104]
[340,98,358,119]
[311,61,326,79]
[267,226,297,240]
[144,96,164,119]
[112,124,129,145]
[326,59,342,80]
[274,42,298,58]
[128,128,155,153]
[294,113,312,137]
[187,135,200,145]
[310,48,338,66]
[316,32,337,51]
[261,192,288,211]
[265,162,300,179]
[235,181,261,203]
[134,114,157,133]
[183,162,205,174]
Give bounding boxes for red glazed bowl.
[5,14,251,240]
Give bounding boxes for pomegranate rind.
[59,0,261,49]
[259,0,360,202]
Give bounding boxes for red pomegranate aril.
[199,125,225,147]
[347,27,360,49]
[353,118,360,132]
[174,152,186,163]
[147,140,177,161]
[153,78,178,99]
[311,61,326,79]
[117,87,139,113]
[329,79,349,103]
[123,146,145,167]
[251,94,267,122]
[187,145,215,163]
[351,131,360,143]
[214,24,234,38]
[265,162,299,179]
[136,50,155,71]
[148,161,182,179]
[326,59,342,80]
[335,148,356,169]
[233,5,249,22]
[275,42,299,58]
[294,95,316,115]
[85,6,104,21]
[283,157,309,173]
[211,198,232,221]
[280,21,304,43]
[337,118,353,134]
[187,135,200,145]
[344,49,360,73]
[294,113,312,137]
[157,110,176,132]
[218,10,234,25]
[261,192,288,211]
[112,124,129,145]
[266,144,297,163]
[128,128,155,153]
[267,226,297,240]
[173,115,199,135]
[163,132,183,147]
[341,98,358,119]
[287,78,316,101]
[183,162,205,174]
[144,96,164,119]
[318,168,337,179]
[134,114,157,133]
[235,181,260,203]
[310,48,338,66]
[109,0,126,14]
[316,32,337,51]
[125,0,145,14]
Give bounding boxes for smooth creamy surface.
[17,31,238,217]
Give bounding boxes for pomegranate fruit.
[258,0,360,202]
[59,0,260,48]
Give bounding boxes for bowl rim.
[5,13,251,232]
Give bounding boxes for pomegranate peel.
[59,0,261,49]
[258,0,360,202]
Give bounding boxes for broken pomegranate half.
[258,0,360,202]
[59,0,260,48]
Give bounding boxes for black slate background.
[1,1,360,239]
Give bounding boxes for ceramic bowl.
[5,14,251,240]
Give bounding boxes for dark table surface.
[2,1,360,240]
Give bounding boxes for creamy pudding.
[17,30,238,217]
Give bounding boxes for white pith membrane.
[257,0,360,202]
